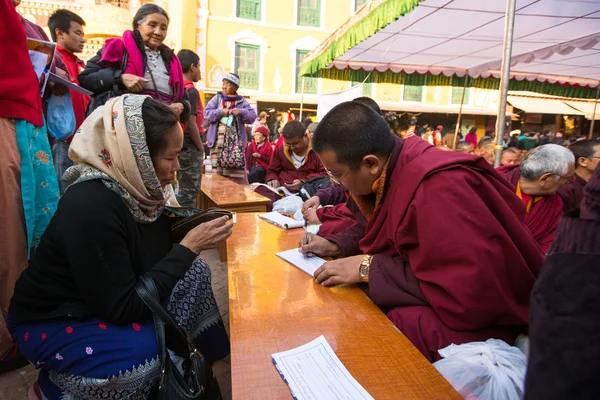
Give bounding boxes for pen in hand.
[302,216,308,259]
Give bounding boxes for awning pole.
[494,0,517,168]
[589,83,600,139]
[453,74,469,150]
[299,77,306,120]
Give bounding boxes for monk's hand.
[299,233,340,258]
[302,196,320,213]
[267,180,280,188]
[305,208,320,225]
[313,255,363,286]
[121,73,147,93]
[169,102,184,116]
[286,179,303,191]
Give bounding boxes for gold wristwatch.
[359,254,373,282]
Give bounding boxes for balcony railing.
[298,6,320,27]
[238,0,260,20]
[238,70,259,90]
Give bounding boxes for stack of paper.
[272,335,374,400]
[259,211,304,229]
[276,249,325,276]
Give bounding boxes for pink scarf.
[99,30,184,100]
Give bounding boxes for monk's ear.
[578,156,588,168]
[539,172,555,186]
[362,155,381,175]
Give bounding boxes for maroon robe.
[313,184,357,237]
[349,137,545,361]
[256,140,327,206]
[557,173,586,214]
[498,164,564,252]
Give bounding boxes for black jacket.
[79,35,190,122]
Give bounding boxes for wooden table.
[197,173,270,261]
[227,213,461,400]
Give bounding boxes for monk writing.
[299,102,544,361]
[498,144,575,252]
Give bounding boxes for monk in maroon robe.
[558,139,600,213]
[255,120,326,206]
[300,102,545,362]
[302,184,358,237]
[498,144,575,252]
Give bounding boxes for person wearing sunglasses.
[498,144,575,253]
[558,139,600,213]
[299,101,545,362]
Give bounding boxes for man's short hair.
[520,144,575,180]
[177,49,199,73]
[478,136,494,148]
[569,139,600,167]
[503,147,519,155]
[313,101,395,167]
[48,9,85,42]
[352,96,382,115]
[282,120,306,140]
[456,142,473,152]
[259,111,269,120]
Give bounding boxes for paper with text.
[272,335,374,400]
[276,249,326,276]
[259,211,304,229]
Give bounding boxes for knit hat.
[223,72,240,87]
[255,125,269,137]
[437,125,443,131]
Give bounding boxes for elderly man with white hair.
[498,144,575,252]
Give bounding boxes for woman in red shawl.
[245,125,273,183]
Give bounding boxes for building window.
[403,85,423,102]
[451,87,470,105]
[235,44,260,90]
[298,0,321,27]
[237,0,261,20]
[106,0,129,8]
[296,50,318,94]
[354,0,367,12]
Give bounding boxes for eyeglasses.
[325,162,361,185]
[587,156,600,160]
[553,173,577,183]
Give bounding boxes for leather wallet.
[171,208,233,243]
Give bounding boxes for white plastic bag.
[433,339,527,400]
[273,195,304,218]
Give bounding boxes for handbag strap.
[147,69,161,99]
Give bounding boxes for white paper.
[276,249,326,276]
[28,50,48,79]
[259,211,304,229]
[272,335,374,400]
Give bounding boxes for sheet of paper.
[28,50,48,79]
[276,249,326,276]
[272,335,374,400]
[259,211,304,229]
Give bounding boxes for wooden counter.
[227,213,461,400]
[197,173,270,213]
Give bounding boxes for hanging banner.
[316,85,363,121]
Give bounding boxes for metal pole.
[299,76,306,120]
[493,0,518,168]
[453,74,469,150]
[589,83,600,139]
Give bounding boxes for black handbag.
[85,51,128,117]
[135,275,222,400]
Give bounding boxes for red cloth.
[264,145,327,192]
[184,80,205,133]
[56,46,90,143]
[465,132,478,147]
[557,173,587,213]
[316,204,356,237]
[358,137,544,361]
[245,141,273,170]
[0,4,43,126]
[498,164,564,252]
[275,135,284,149]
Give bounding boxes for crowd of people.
[1,1,599,399]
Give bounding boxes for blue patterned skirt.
[8,258,229,399]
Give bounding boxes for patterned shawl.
[64,94,168,223]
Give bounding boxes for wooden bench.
[196,174,270,261]
[226,213,461,399]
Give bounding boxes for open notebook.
[259,211,304,229]
[250,183,294,197]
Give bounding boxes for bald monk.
[498,144,575,252]
[501,147,520,166]
[455,141,475,154]
[476,136,495,165]
[299,102,545,361]
[558,139,600,213]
